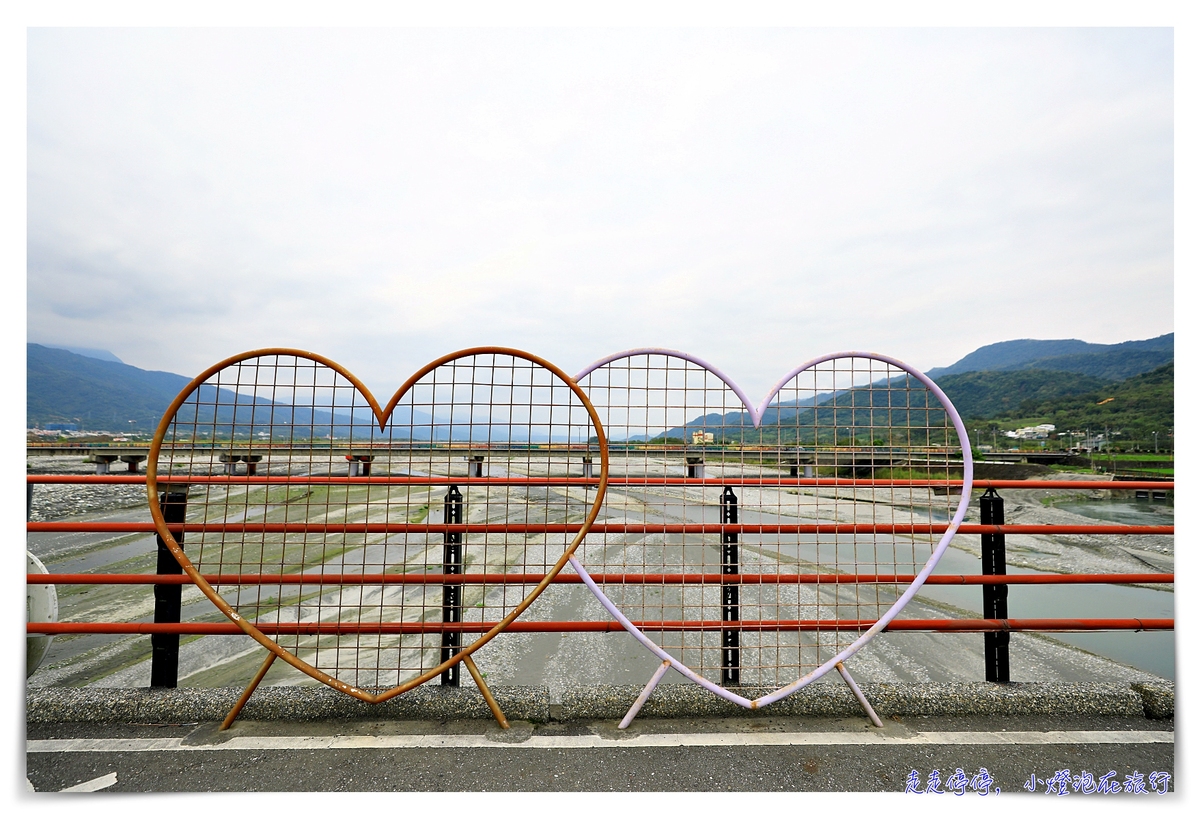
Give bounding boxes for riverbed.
[27,457,1171,695]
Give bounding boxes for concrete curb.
[1130,681,1175,719]
[26,680,1172,725]
[561,681,1170,720]
[25,685,551,724]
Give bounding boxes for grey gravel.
[1130,680,1175,719]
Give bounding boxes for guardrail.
[27,474,1174,691]
[25,472,1171,686]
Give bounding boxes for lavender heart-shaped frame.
[569,349,973,722]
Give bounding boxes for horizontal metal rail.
[26,521,1175,535]
[27,473,1174,685]
[31,572,1174,586]
[24,474,1176,490]
[27,618,1174,636]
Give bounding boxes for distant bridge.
[28,441,966,478]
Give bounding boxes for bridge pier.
[582,455,594,479]
[346,454,375,477]
[89,455,119,475]
[788,450,816,479]
[218,453,263,475]
[686,456,704,479]
[467,455,485,478]
[120,455,147,473]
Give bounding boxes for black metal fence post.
[980,487,1010,683]
[720,486,740,686]
[151,489,188,688]
[441,485,464,686]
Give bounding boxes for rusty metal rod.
[461,653,508,729]
[220,651,277,731]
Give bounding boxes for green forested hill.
[926,333,1172,379]
[953,363,1173,445]
[27,344,193,431]
[934,369,1115,420]
[997,348,1173,381]
[644,363,1172,450]
[28,343,481,439]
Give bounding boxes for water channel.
[921,496,1174,680]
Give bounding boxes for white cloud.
[26,27,1172,398]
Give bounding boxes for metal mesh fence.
[574,351,968,689]
[148,349,604,693]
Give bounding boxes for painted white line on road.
[28,730,1173,754]
[59,772,118,792]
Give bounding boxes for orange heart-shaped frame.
[146,348,608,709]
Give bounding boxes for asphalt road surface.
[26,713,1173,794]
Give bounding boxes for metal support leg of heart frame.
[221,650,278,730]
[217,649,511,731]
[836,661,883,727]
[619,660,673,729]
[463,653,509,729]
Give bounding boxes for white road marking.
[28,730,1173,754]
[59,772,118,792]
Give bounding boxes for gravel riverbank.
[27,458,1172,697]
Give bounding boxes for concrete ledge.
[26,685,551,725]
[560,681,1156,720]
[1131,681,1175,719]
[26,681,1171,724]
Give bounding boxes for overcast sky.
[26,26,1173,400]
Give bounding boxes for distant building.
[1007,424,1057,440]
[42,423,78,432]
[691,431,715,445]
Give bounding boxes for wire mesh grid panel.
[147,348,606,698]
[574,351,970,691]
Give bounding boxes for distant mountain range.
[27,344,547,441]
[929,369,1113,420]
[632,333,1173,443]
[27,344,394,436]
[38,344,125,364]
[28,344,196,432]
[925,333,1173,381]
[27,334,1173,440]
